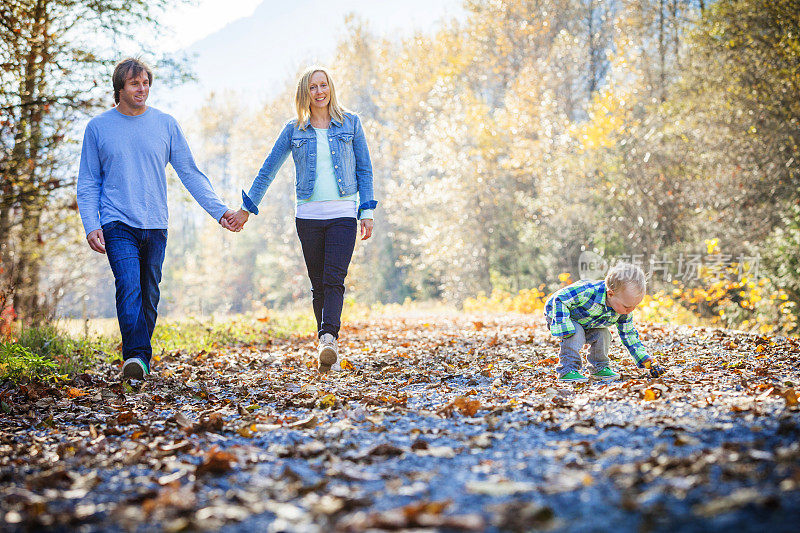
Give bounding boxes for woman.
[229,66,377,372]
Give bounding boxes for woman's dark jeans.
[295,217,357,339]
[103,221,167,368]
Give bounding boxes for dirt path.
[2,313,799,531]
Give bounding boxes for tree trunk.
[659,0,667,102]
[9,0,48,322]
[587,0,597,98]
[12,201,46,322]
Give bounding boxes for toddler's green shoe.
[590,367,620,381]
[559,371,588,383]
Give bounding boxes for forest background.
[2,0,799,335]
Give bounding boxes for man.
[77,57,238,380]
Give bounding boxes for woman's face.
[309,71,330,110]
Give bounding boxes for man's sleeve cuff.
[85,226,101,237]
[83,219,101,237]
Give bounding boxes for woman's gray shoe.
[318,333,338,373]
[122,358,148,380]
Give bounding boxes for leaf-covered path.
[2,313,800,532]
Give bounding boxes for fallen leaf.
[782,388,798,407]
[195,448,236,476]
[287,415,318,429]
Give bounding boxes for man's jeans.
[295,217,357,339]
[103,221,167,367]
[550,320,611,376]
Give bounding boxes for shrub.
[463,265,796,335]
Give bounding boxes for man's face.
[119,70,150,110]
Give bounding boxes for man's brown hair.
[112,57,153,104]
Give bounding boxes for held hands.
[360,218,373,240]
[219,209,249,232]
[87,229,105,254]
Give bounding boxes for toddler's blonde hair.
[605,263,646,295]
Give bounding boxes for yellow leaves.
[463,287,547,314]
[340,358,355,371]
[570,86,635,153]
[318,394,338,409]
[631,253,795,334]
[643,389,658,401]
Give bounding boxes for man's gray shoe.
[318,333,338,373]
[122,358,148,380]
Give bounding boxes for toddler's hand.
[644,359,666,378]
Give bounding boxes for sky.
[158,0,264,51]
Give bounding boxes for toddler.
[544,263,665,382]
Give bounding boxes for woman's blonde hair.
[605,263,647,295]
[295,66,346,129]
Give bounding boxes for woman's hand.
[360,218,373,240]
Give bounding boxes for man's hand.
[360,218,373,240]
[87,229,105,254]
[219,209,248,232]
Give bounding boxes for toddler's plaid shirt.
[544,280,651,367]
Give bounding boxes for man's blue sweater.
[77,107,228,236]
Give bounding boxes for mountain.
[152,0,465,116]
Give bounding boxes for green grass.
[151,312,316,353]
[1,311,320,384]
[0,324,117,383]
[0,343,59,382]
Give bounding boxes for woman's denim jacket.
[242,112,377,219]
